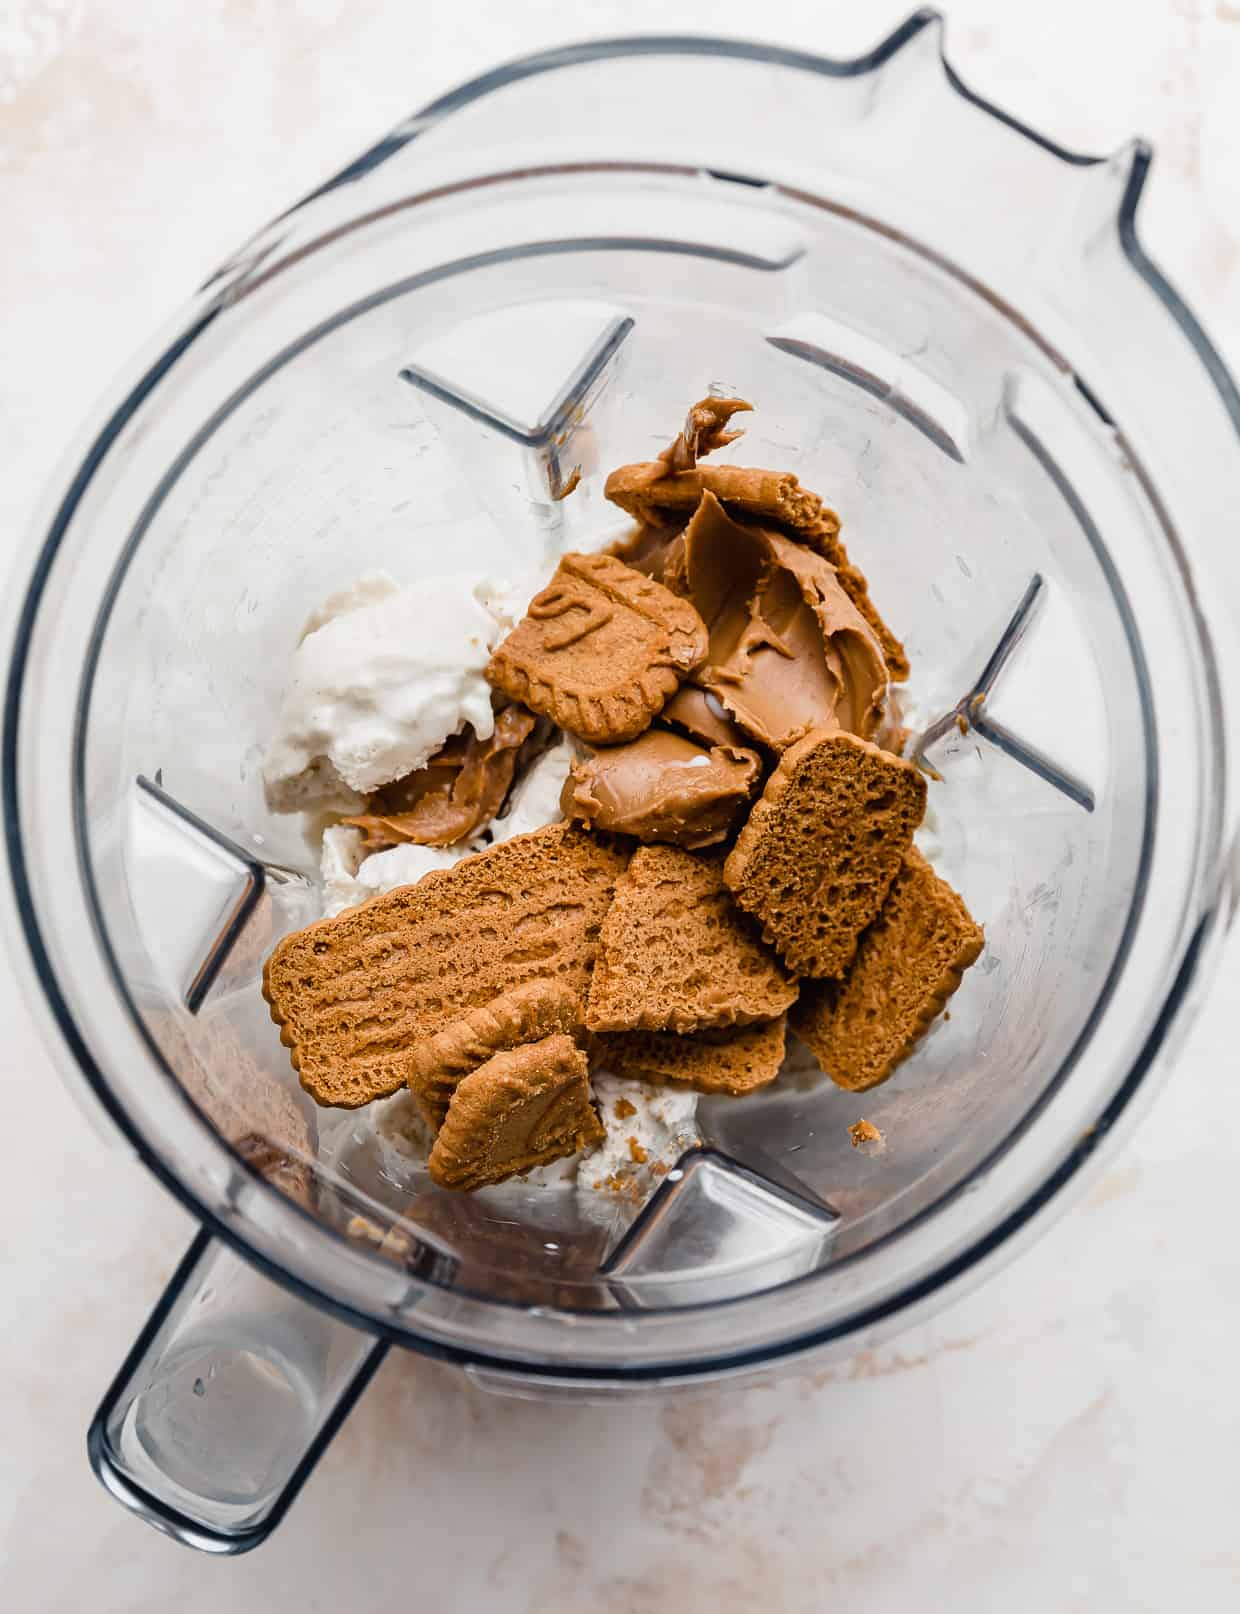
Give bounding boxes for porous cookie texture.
[597,1017,787,1095]
[791,848,982,1091]
[724,729,926,979]
[485,551,708,744]
[263,825,629,1109]
[407,978,583,1130]
[586,846,798,1033]
[428,1034,604,1190]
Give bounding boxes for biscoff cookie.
[724,729,926,979]
[485,551,708,744]
[586,845,798,1033]
[428,1034,604,1190]
[792,848,982,1091]
[407,978,583,1130]
[264,824,628,1109]
[596,1017,787,1095]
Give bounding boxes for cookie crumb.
[614,1097,637,1119]
[849,1118,884,1149]
[598,1171,644,1202]
[628,1136,649,1164]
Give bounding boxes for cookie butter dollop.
[683,492,887,750]
[342,704,536,851]
[660,684,752,750]
[657,393,752,474]
[561,729,761,849]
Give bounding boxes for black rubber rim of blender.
[4,16,1237,1384]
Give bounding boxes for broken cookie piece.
[263,824,628,1109]
[596,1017,787,1096]
[407,978,584,1129]
[428,1034,604,1190]
[485,551,708,744]
[586,845,798,1033]
[724,729,926,979]
[792,848,982,1091]
[606,461,825,535]
[343,703,535,851]
[561,729,762,850]
[682,492,888,750]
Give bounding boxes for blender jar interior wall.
[77,164,1163,1307]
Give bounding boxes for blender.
[4,12,1239,1553]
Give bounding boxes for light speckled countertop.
[3,2,1240,1608]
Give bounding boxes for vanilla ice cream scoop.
[319,826,472,918]
[264,570,520,812]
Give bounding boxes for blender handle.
[87,1229,388,1554]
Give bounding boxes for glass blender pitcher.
[4,13,1239,1554]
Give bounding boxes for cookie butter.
[561,729,761,849]
[657,394,752,474]
[661,685,752,750]
[344,704,535,851]
[609,522,688,589]
[683,492,887,750]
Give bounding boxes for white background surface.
[3,2,1240,1609]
